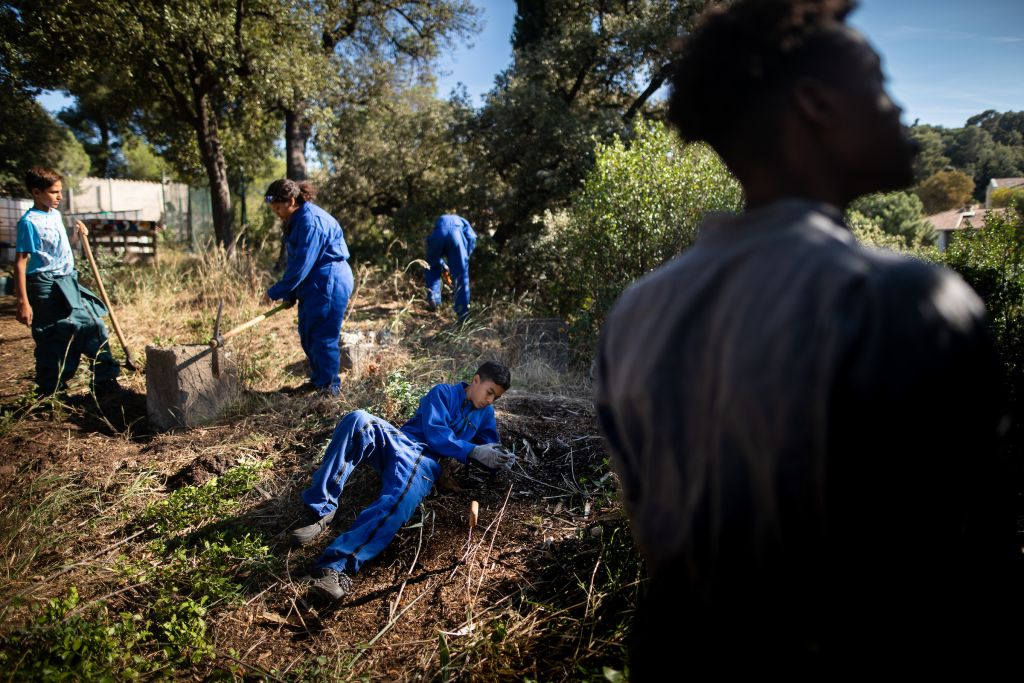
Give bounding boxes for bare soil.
[0,294,634,680]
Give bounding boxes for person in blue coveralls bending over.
[425,211,477,322]
[292,361,514,600]
[265,179,353,396]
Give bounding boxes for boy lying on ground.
[292,361,514,600]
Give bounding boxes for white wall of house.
[69,177,189,224]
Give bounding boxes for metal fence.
[1,181,214,266]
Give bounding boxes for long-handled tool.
[209,301,291,349]
[78,222,139,372]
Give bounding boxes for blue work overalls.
[425,215,476,321]
[267,203,353,392]
[303,383,499,574]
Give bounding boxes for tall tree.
[55,70,136,177]
[0,95,89,196]
[11,0,312,249]
[472,0,712,249]
[279,0,479,181]
[317,68,473,254]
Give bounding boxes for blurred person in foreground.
[594,0,1019,677]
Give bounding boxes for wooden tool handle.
[218,302,290,344]
[80,231,138,371]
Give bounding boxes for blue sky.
[40,0,1024,130]
[434,0,1024,129]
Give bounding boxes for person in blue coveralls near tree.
[425,211,476,322]
[292,361,514,600]
[265,179,353,396]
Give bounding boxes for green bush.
[540,120,743,352]
[0,588,156,680]
[848,190,937,248]
[941,205,1024,458]
[142,458,272,534]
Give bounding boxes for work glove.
[469,443,514,472]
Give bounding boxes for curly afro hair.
[668,0,857,161]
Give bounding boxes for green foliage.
[0,94,89,196]
[121,532,272,607]
[909,113,1024,200]
[120,132,171,182]
[848,211,937,260]
[469,0,713,255]
[542,120,743,350]
[989,187,1024,209]
[915,169,975,214]
[908,125,952,182]
[11,0,313,247]
[941,206,1024,457]
[318,78,472,258]
[375,371,430,423]
[0,587,157,680]
[141,458,272,534]
[848,191,936,248]
[0,528,271,679]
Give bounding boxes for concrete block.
[146,345,239,431]
[340,329,394,372]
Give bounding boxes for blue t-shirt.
[16,208,74,276]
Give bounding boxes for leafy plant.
[141,458,272,534]
[540,120,743,354]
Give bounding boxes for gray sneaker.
[305,567,352,601]
[290,508,336,546]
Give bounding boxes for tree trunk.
[285,107,311,181]
[279,106,312,271]
[195,96,235,250]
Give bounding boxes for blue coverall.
[303,382,499,574]
[267,202,353,393]
[425,214,476,321]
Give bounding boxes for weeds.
[141,458,273,534]
[0,587,159,681]
[0,458,277,679]
[1,244,633,681]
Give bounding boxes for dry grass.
[0,247,637,681]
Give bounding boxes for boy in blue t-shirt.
[14,167,121,397]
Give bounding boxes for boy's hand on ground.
[470,444,514,472]
[17,301,32,326]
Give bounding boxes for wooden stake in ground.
[469,500,479,529]
[77,221,138,372]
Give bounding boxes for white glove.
[469,443,514,472]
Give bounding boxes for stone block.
[146,345,239,431]
[340,329,395,372]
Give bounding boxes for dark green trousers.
[26,270,121,394]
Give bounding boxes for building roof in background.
[989,177,1024,190]
[926,206,1005,231]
